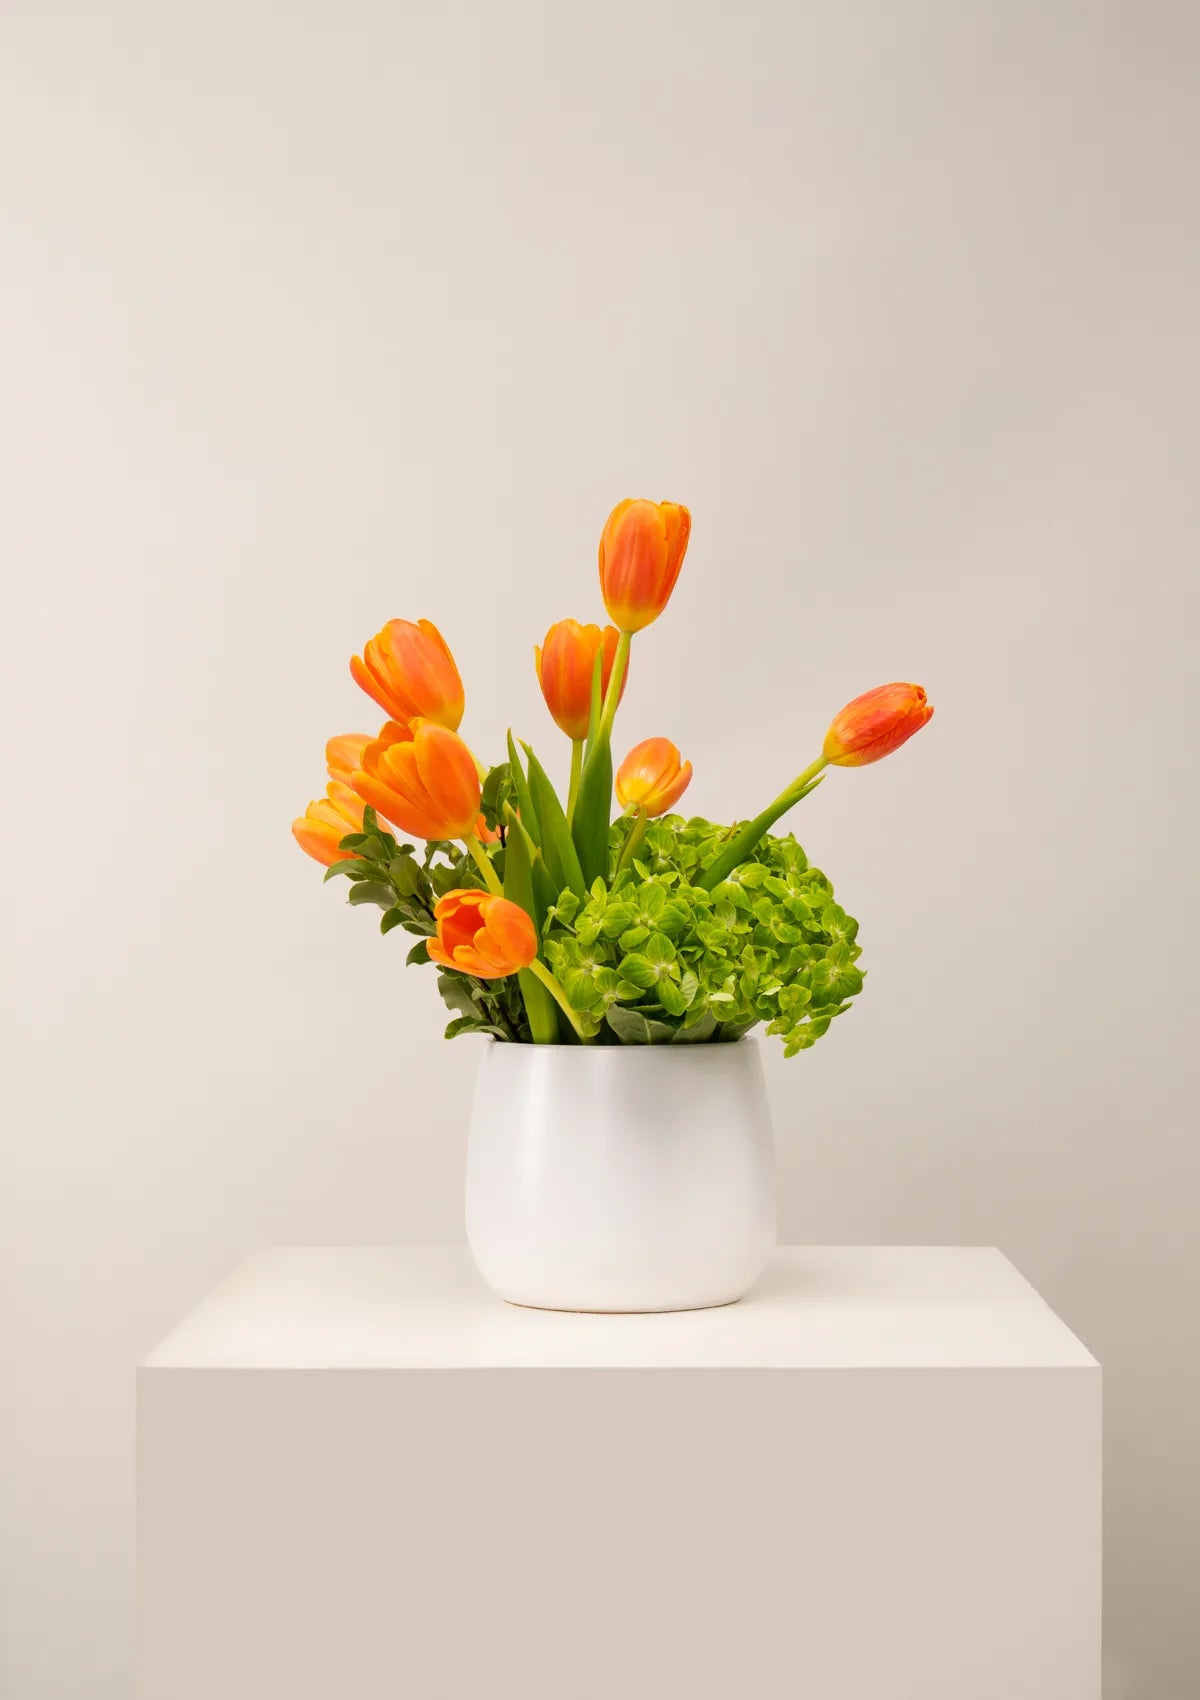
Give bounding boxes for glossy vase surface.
[465,1039,777,1313]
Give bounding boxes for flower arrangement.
[294,499,933,1056]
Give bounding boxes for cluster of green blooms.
[540,815,862,1057]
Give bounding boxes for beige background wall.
[2,3,1197,1695]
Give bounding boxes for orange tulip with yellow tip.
[351,721,481,843]
[291,783,367,867]
[350,619,465,732]
[427,890,538,979]
[598,499,691,633]
[616,737,693,818]
[823,683,934,767]
[535,619,627,742]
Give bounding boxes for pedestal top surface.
[143,1247,1096,1371]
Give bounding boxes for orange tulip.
[350,619,465,731]
[535,619,627,741]
[351,721,481,841]
[598,499,691,632]
[427,889,538,979]
[616,737,693,818]
[823,683,934,767]
[325,726,407,786]
[292,782,367,866]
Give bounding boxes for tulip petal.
[291,815,344,866]
[326,733,373,786]
[412,723,481,839]
[351,770,444,840]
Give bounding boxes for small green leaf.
[347,882,396,909]
[323,858,366,882]
[405,938,430,964]
[673,1010,717,1043]
[605,1006,679,1045]
[546,888,581,927]
[388,854,425,897]
[615,953,660,991]
[480,761,515,832]
[380,908,409,935]
[444,1016,509,1041]
[437,972,483,1021]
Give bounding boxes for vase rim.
[477,1034,758,1054]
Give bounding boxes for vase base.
[500,1293,746,1316]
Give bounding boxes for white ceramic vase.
[464,1038,777,1313]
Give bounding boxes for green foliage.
[329,805,534,1044]
[541,815,863,1057]
[502,804,560,1044]
[323,802,862,1058]
[479,761,515,833]
[570,736,613,888]
[521,741,586,900]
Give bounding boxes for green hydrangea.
[540,814,862,1057]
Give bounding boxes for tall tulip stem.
[464,833,503,896]
[596,630,632,746]
[697,756,829,892]
[526,958,593,1041]
[566,738,584,823]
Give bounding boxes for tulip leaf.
[521,742,585,900]
[501,807,559,1045]
[506,732,541,849]
[696,771,827,893]
[570,736,613,888]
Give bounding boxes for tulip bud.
[598,499,691,632]
[427,890,539,979]
[616,737,693,818]
[292,782,367,866]
[350,721,481,841]
[535,620,627,741]
[350,619,465,732]
[823,683,934,767]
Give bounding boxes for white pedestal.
[138,1247,1100,1699]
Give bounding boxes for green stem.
[464,833,503,896]
[566,738,584,824]
[614,809,648,878]
[596,630,632,747]
[526,958,592,1041]
[697,756,830,892]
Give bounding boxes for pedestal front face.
[137,1248,1101,1700]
